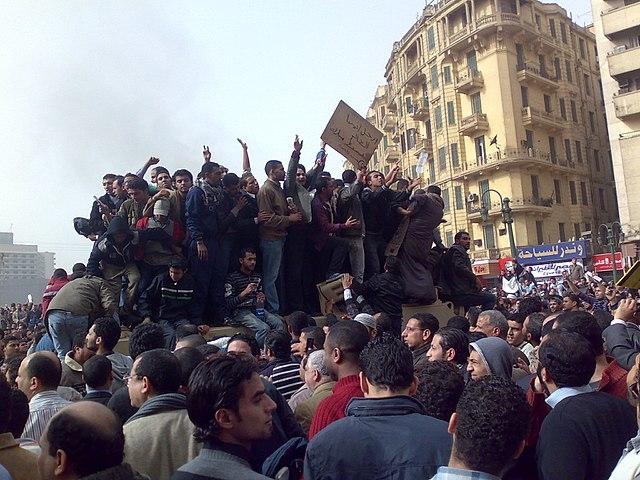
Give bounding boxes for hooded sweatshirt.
[470,337,513,379]
[106,351,133,392]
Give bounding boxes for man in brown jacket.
[257,159,302,314]
[295,350,336,435]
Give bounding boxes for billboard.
[516,240,586,266]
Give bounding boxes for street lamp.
[480,188,517,258]
[597,222,623,282]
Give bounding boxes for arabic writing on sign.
[516,241,586,266]
[321,100,383,170]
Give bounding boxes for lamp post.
[480,189,517,258]
[597,222,623,283]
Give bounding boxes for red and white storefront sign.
[592,252,623,272]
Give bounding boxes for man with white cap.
[354,313,377,339]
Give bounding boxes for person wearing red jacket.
[41,269,70,318]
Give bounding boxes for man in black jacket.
[88,174,124,240]
[536,331,636,480]
[440,231,495,311]
[137,260,200,350]
[603,297,640,370]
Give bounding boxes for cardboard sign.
[321,100,383,170]
[617,260,640,288]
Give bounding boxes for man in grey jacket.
[336,169,366,283]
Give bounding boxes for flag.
[489,135,498,146]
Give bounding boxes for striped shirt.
[262,361,304,401]
[23,390,71,442]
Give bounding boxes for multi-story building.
[591,0,640,255]
[366,0,617,260]
[0,232,55,304]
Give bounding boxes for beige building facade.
[366,0,617,260]
[591,0,640,248]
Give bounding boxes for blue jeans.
[260,238,284,313]
[189,239,217,323]
[158,319,189,351]
[232,309,284,346]
[47,310,89,360]
[213,233,237,320]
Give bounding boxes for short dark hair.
[196,343,220,359]
[447,315,470,333]
[93,317,120,351]
[325,321,370,365]
[453,376,530,476]
[415,361,465,421]
[177,334,206,348]
[4,354,24,385]
[174,347,205,388]
[436,327,470,364]
[83,355,112,389]
[264,160,283,176]
[127,177,148,192]
[384,255,401,275]
[154,166,170,177]
[263,331,292,360]
[467,306,482,328]
[8,389,29,438]
[517,296,543,316]
[103,173,117,181]
[359,335,414,392]
[285,311,314,337]
[128,323,164,360]
[296,164,307,173]
[342,170,356,183]
[45,409,125,477]
[222,173,240,187]
[315,177,333,194]
[172,169,193,182]
[563,293,581,304]
[135,349,181,395]
[554,311,604,356]
[525,312,545,345]
[373,313,397,338]
[27,352,61,389]
[301,326,326,350]
[508,312,527,325]
[239,247,257,260]
[410,313,440,336]
[455,231,470,242]
[72,332,86,349]
[539,331,596,388]
[426,185,442,196]
[187,356,256,442]
[227,333,260,357]
[591,309,613,335]
[175,324,199,340]
[52,268,68,279]
[113,175,125,187]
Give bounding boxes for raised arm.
[136,157,160,178]
[284,135,303,198]
[305,141,326,191]
[237,138,251,174]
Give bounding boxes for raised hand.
[203,145,211,162]
[294,135,303,152]
[237,138,248,150]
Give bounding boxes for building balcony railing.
[444,12,536,52]
[450,147,574,180]
[382,112,397,132]
[521,106,563,132]
[410,99,430,120]
[516,62,559,90]
[456,68,484,94]
[384,145,400,163]
[614,88,640,118]
[413,137,431,157]
[602,1,640,38]
[467,196,553,222]
[406,58,426,85]
[607,45,640,78]
[459,112,489,136]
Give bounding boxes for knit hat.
[154,199,170,217]
[470,337,513,379]
[354,313,376,330]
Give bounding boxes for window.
[521,86,529,107]
[539,54,547,76]
[446,231,454,246]
[536,221,544,244]
[442,188,450,212]
[549,18,556,38]
[589,111,595,133]
[570,100,578,122]
[544,94,552,113]
[451,143,460,167]
[554,57,561,80]
[554,179,562,204]
[559,98,567,120]
[594,150,601,171]
[575,141,582,163]
[574,223,581,239]
[430,65,439,89]
[535,14,541,29]
[405,97,414,114]
[559,223,566,242]
[569,181,577,204]
[438,146,447,171]
[564,139,572,162]
[565,60,573,83]
[531,175,540,199]
[516,43,524,67]
[447,101,456,125]
[434,105,443,129]
[455,185,463,209]
[383,135,388,148]
[483,224,496,249]
[584,74,591,96]
[407,128,417,149]
[475,136,486,162]
[401,134,406,154]
[467,50,478,73]
[579,38,586,59]
[560,22,567,43]
[443,66,452,85]
[580,181,588,205]
[471,92,482,113]
[599,188,606,210]
[549,136,557,162]
[428,158,435,184]
[526,130,534,149]
[427,26,436,50]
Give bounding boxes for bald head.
[16,351,61,399]
[39,402,125,479]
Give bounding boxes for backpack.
[261,436,308,480]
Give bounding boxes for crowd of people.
[0,137,639,480]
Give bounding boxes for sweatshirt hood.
[470,337,513,379]
[106,216,131,238]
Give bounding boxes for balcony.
[521,106,563,132]
[410,100,429,120]
[602,2,640,38]
[516,62,559,90]
[413,137,432,156]
[459,112,489,136]
[467,197,553,223]
[608,45,640,78]
[384,145,400,163]
[456,68,484,94]
[406,59,425,85]
[614,89,640,118]
[450,147,575,180]
[382,112,397,131]
[444,12,538,52]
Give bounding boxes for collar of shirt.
[431,466,501,480]
[545,384,593,408]
[85,386,112,395]
[30,390,67,406]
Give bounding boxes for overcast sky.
[0,0,591,270]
